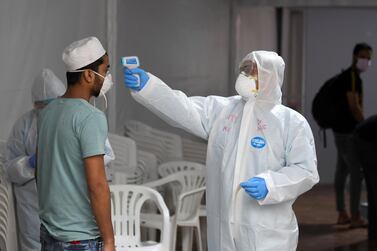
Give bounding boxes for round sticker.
[251,136,266,149]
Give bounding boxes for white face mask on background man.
[356,58,371,72]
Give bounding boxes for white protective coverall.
[6,69,115,251]
[130,51,319,251]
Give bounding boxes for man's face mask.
[70,69,114,109]
[92,70,114,96]
[70,69,114,97]
[92,70,114,109]
[356,58,371,72]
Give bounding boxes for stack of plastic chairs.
[181,138,207,164]
[0,139,18,251]
[143,170,206,251]
[108,133,144,185]
[110,184,171,251]
[124,121,183,164]
[0,140,6,166]
[137,151,158,183]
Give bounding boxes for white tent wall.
[229,5,277,95]
[0,0,107,140]
[114,0,231,137]
[303,7,377,183]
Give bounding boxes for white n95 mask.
[88,70,115,110]
[356,58,371,72]
[235,73,258,99]
[99,72,114,96]
[94,72,114,109]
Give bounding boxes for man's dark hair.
[353,43,373,56]
[66,55,105,86]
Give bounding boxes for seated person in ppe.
[122,50,319,251]
[5,68,65,251]
[5,68,115,251]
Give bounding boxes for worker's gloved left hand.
[240,177,268,200]
[28,154,36,169]
[123,68,150,91]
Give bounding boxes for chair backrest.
[110,185,170,250]
[0,144,18,251]
[145,169,206,214]
[176,186,206,222]
[108,133,137,171]
[158,161,205,177]
[112,166,145,185]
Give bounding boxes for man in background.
[332,43,372,227]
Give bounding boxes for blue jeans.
[40,225,104,251]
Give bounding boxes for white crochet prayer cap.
[62,36,106,72]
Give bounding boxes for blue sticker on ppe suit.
[251,136,266,149]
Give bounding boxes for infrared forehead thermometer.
[121,56,140,85]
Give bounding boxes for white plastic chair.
[158,161,205,213]
[0,141,18,251]
[143,170,206,251]
[110,185,171,251]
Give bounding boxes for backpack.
[312,74,342,129]
[311,73,343,147]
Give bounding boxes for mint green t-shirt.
[37,98,107,241]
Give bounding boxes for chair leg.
[181,226,193,251]
[171,224,178,251]
[195,222,203,251]
[200,216,207,251]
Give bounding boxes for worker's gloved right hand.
[28,154,36,169]
[123,68,149,91]
[240,177,268,200]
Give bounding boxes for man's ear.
[82,69,95,83]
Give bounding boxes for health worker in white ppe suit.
[5,68,115,251]
[123,51,319,251]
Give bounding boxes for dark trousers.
[354,136,377,240]
[333,132,364,215]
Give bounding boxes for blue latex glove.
[123,68,150,91]
[240,177,268,200]
[28,154,36,169]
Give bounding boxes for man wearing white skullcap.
[37,37,115,251]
